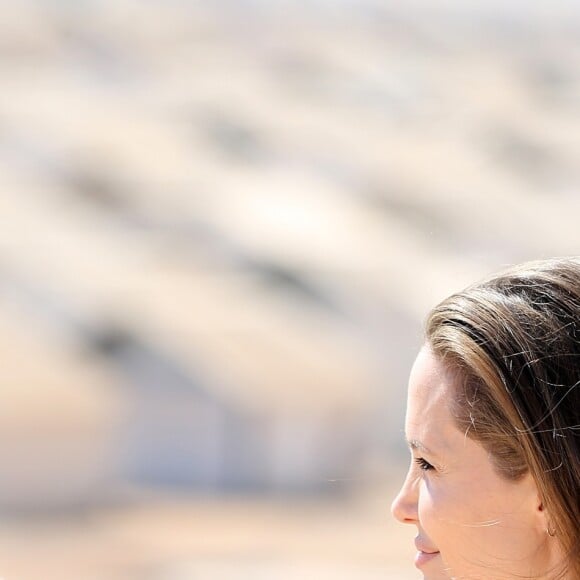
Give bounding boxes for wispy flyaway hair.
[426,257,580,579]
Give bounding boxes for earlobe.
[538,499,557,537]
[527,478,551,531]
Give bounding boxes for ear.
[527,481,567,575]
[537,499,548,526]
[537,499,557,537]
[520,474,550,534]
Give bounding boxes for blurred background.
[0,0,578,578]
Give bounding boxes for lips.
[414,539,438,554]
[414,538,440,569]
[415,550,440,568]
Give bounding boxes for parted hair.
[425,257,580,579]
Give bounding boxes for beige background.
[0,1,578,578]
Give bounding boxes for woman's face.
[391,346,556,579]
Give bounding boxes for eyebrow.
[406,438,437,457]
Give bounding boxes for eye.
[415,457,435,471]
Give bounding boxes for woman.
[391,258,580,579]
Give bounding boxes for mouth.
[414,549,440,569]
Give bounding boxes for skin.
[391,345,563,579]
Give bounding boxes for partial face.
[391,346,555,579]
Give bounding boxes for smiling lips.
[414,540,440,568]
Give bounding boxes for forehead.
[405,345,460,452]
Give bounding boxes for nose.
[391,471,419,524]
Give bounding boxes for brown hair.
[426,257,580,579]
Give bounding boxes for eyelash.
[415,457,435,471]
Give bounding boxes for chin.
[421,558,454,580]
[422,570,450,579]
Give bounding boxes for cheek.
[417,478,459,540]
[418,477,540,577]
[417,477,477,559]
